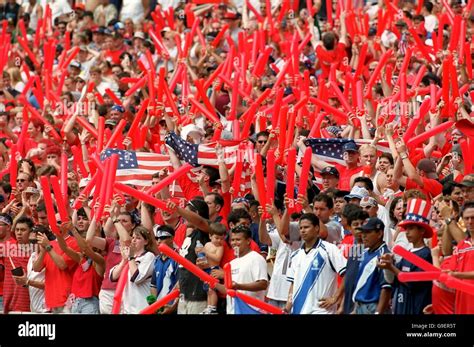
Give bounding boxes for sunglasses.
[257,140,267,144]
[16,179,27,183]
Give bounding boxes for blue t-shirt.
[353,243,392,304]
[151,255,179,300]
[393,246,432,314]
[343,244,362,314]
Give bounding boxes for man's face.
[15,223,30,244]
[37,211,48,226]
[343,151,359,165]
[334,197,346,214]
[313,201,331,223]
[298,219,319,243]
[0,221,10,239]
[255,135,268,152]
[362,204,378,218]
[463,186,474,202]
[110,110,123,122]
[360,149,377,167]
[377,157,391,173]
[230,231,249,256]
[463,208,474,235]
[450,187,464,206]
[361,230,382,249]
[321,174,338,191]
[16,173,30,191]
[204,195,219,217]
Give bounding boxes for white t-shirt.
[120,0,145,24]
[266,231,301,302]
[111,252,155,314]
[27,252,48,313]
[287,239,346,314]
[377,205,393,249]
[424,14,438,33]
[226,251,268,314]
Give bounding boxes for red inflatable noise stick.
[111,263,129,314]
[158,244,218,289]
[139,288,180,315]
[226,289,284,315]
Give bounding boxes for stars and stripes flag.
[165,131,253,194]
[303,138,390,186]
[100,148,172,187]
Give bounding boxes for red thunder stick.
[296,147,313,211]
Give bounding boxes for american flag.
[164,131,243,168]
[303,138,357,165]
[304,138,390,165]
[165,131,253,195]
[100,148,172,187]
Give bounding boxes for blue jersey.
[393,246,432,314]
[343,244,362,314]
[353,243,392,304]
[151,255,179,300]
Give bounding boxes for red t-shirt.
[405,177,443,200]
[101,237,122,290]
[335,164,363,191]
[104,49,124,65]
[3,240,30,313]
[176,174,203,201]
[71,258,103,299]
[446,239,474,314]
[339,233,354,259]
[43,237,80,309]
[432,256,455,314]
[315,42,347,78]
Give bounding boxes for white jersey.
[287,239,346,314]
[377,205,393,249]
[111,252,155,314]
[266,231,301,302]
[27,252,48,313]
[226,251,268,314]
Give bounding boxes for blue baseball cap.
[359,217,385,232]
[111,105,124,113]
[343,142,358,153]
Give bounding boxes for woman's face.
[131,232,147,251]
[394,200,404,221]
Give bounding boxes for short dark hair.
[187,198,210,220]
[342,204,362,219]
[256,131,269,139]
[424,1,433,13]
[380,152,394,166]
[202,166,219,185]
[313,193,334,209]
[347,210,369,226]
[206,192,224,208]
[16,216,34,230]
[462,201,474,216]
[322,32,336,50]
[228,208,251,226]
[230,224,252,239]
[354,177,374,192]
[299,213,319,226]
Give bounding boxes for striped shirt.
[287,239,347,314]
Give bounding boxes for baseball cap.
[345,186,369,201]
[153,225,175,239]
[343,141,358,153]
[461,174,474,188]
[79,45,88,51]
[321,166,339,178]
[111,105,125,113]
[359,217,385,232]
[105,119,117,127]
[114,22,125,30]
[416,159,438,179]
[70,60,81,69]
[224,10,240,19]
[0,213,12,226]
[181,124,205,141]
[133,31,146,40]
[360,196,378,208]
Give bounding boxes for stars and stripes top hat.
[398,198,433,238]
